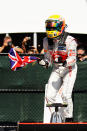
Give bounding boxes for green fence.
[0,55,87,122]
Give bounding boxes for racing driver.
[38,15,77,123]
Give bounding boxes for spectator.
[0,35,23,53]
[22,36,39,54]
[77,46,87,61]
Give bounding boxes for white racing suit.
[42,35,77,123]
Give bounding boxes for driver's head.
[45,15,66,38]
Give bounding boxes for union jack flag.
[8,48,38,71]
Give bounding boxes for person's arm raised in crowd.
[0,40,9,53]
[22,37,31,53]
[0,45,5,53]
[12,44,24,53]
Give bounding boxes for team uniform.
[43,35,77,123]
[38,15,77,123]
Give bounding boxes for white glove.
[38,59,49,68]
[59,66,66,77]
[38,59,46,66]
[55,66,66,77]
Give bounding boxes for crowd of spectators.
[0,34,40,54]
[0,34,87,62]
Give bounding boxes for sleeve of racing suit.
[43,37,53,67]
[65,39,77,67]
